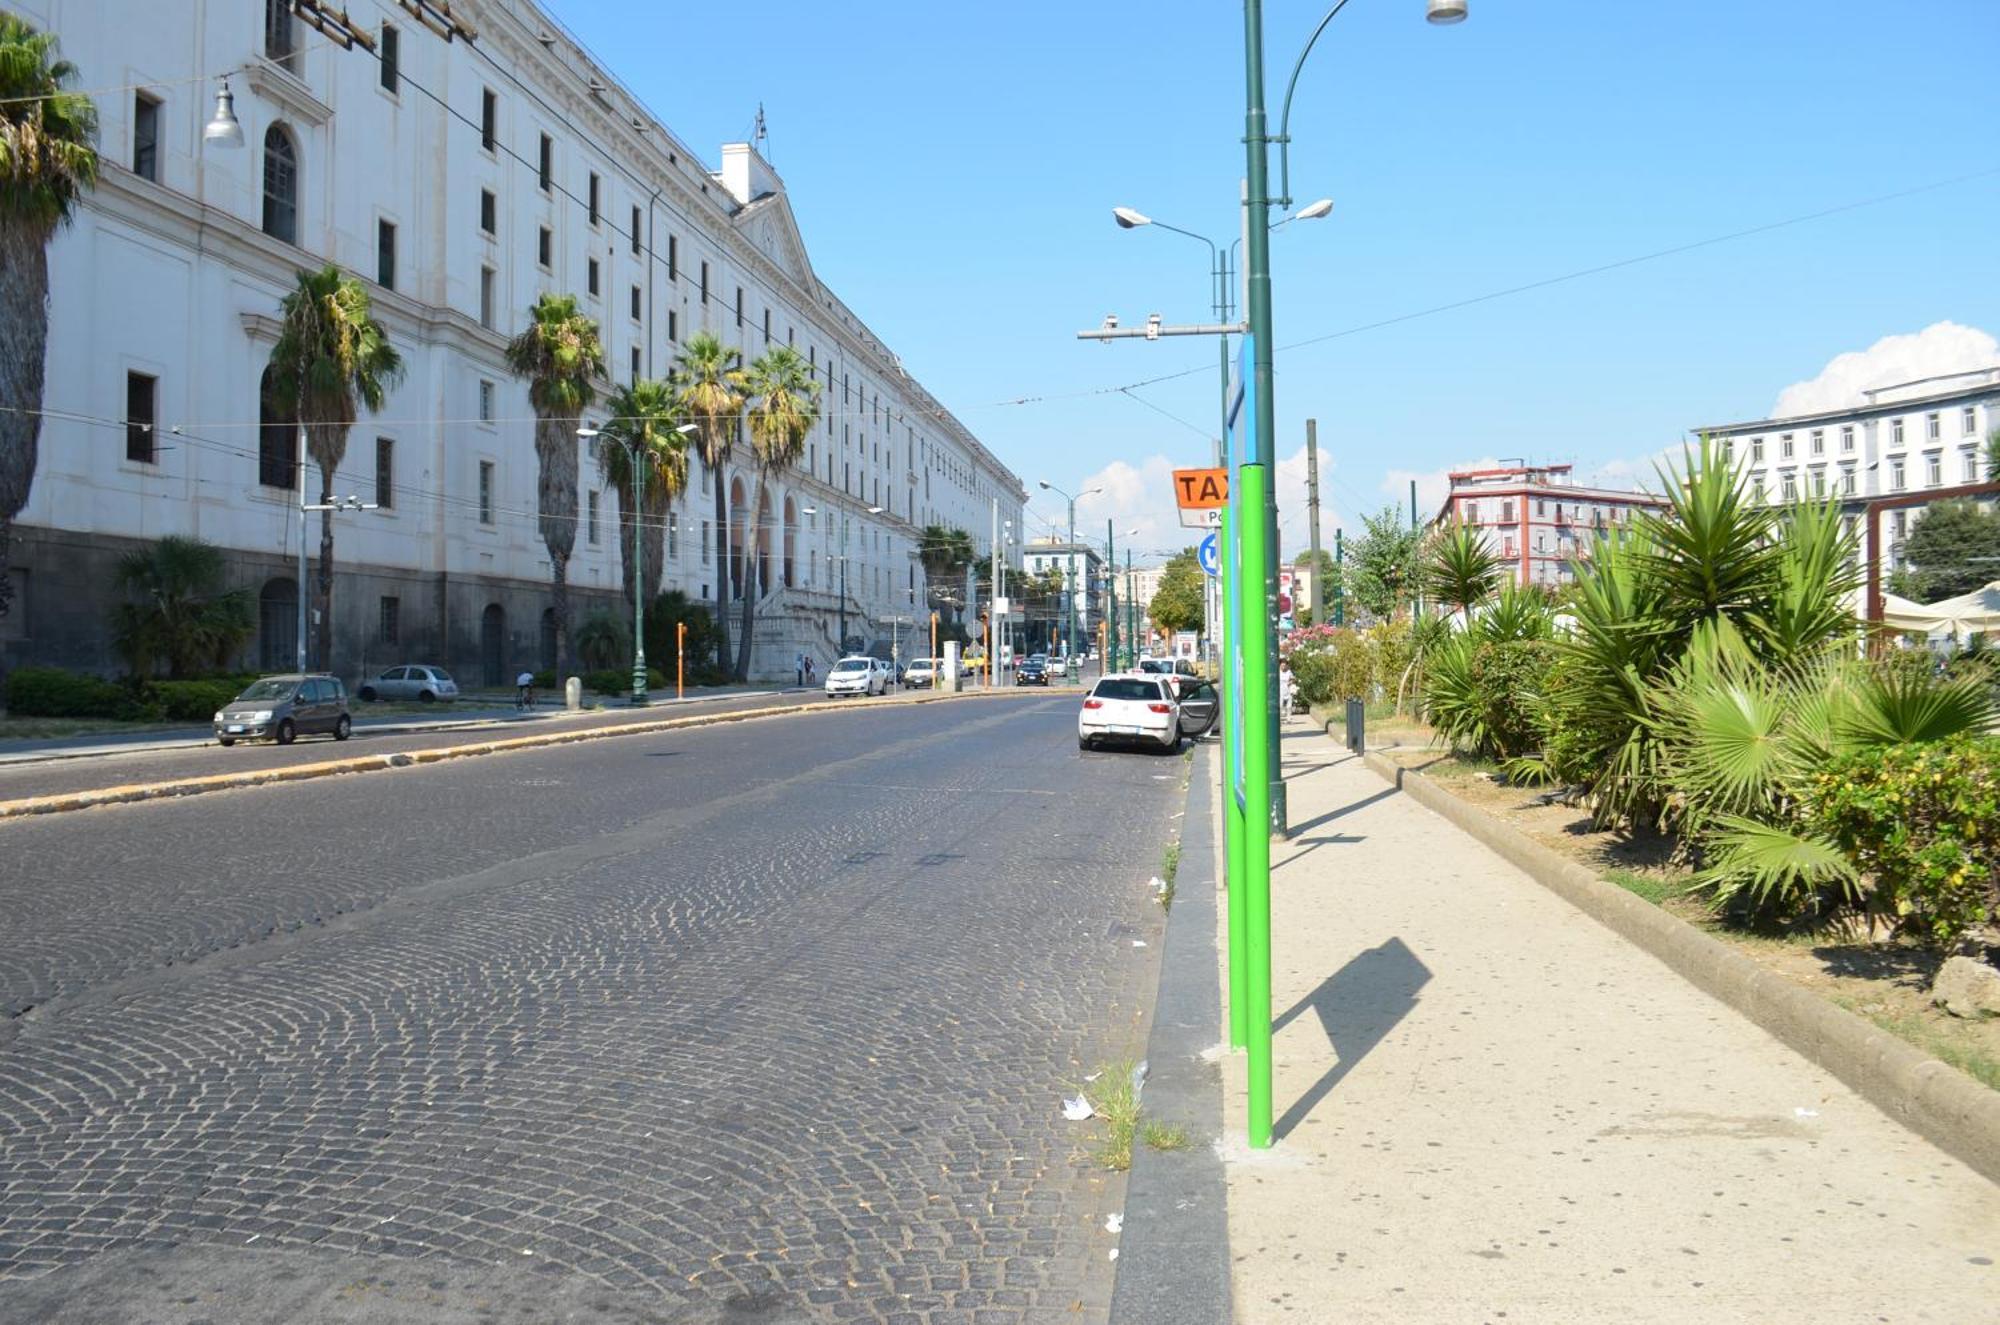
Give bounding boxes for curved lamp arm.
[1275,0,1358,210]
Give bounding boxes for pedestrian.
[796,652,805,688]
[805,656,816,685]
[1277,659,1295,719]
[515,669,536,710]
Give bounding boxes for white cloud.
[1772,321,1998,419]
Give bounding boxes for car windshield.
[1027,656,1047,664]
[235,679,295,703]
[909,660,932,670]
[832,659,869,673]
[1092,679,1162,702]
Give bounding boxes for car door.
[305,678,333,732]
[379,666,409,700]
[1176,680,1219,737]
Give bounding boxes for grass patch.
[1140,1119,1190,1152]
[1159,840,1181,912]
[1835,999,2000,1091]
[1603,868,1685,906]
[1083,1058,1143,1172]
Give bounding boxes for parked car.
[904,658,938,689]
[1077,674,1180,753]
[1016,655,1050,686]
[825,655,884,698]
[1165,676,1221,737]
[1047,655,1069,678]
[356,664,459,703]
[214,674,352,746]
[1138,657,1198,678]
[873,656,899,690]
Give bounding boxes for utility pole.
[1334,527,1345,627]
[1410,477,1422,621]
[1106,519,1118,670]
[1126,550,1136,664]
[1305,418,1322,626]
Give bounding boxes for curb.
[1357,742,2000,1188]
[1109,739,1232,1325]
[0,688,1037,821]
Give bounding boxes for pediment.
[733,194,816,296]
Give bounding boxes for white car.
[357,664,459,703]
[1047,655,1069,678]
[825,656,884,698]
[1078,674,1181,752]
[873,657,898,691]
[904,658,938,689]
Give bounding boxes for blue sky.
[550,0,2000,560]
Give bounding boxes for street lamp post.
[1038,481,1102,684]
[580,419,698,705]
[1232,0,1467,1151]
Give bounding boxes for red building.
[1433,464,1667,588]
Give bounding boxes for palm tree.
[734,345,822,679]
[672,331,745,667]
[1421,522,1504,622]
[919,524,976,619]
[506,293,604,672]
[108,535,254,679]
[266,264,403,669]
[597,378,691,611]
[0,16,97,620]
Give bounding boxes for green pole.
[1221,501,1249,1052]
[1241,0,1279,1147]
[1126,550,1135,666]
[630,443,649,706]
[1334,527,1345,628]
[1106,519,1118,670]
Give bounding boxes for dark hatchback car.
[214,674,353,746]
[1016,655,1050,686]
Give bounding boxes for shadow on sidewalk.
[1285,784,1398,837]
[1271,937,1432,1141]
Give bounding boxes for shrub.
[150,679,241,723]
[530,668,557,691]
[4,667,143,719]
[1809,736,2000,947]
[573,612,631,672]
[1468,639,1559,761]
[583,667,669,696]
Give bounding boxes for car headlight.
[250,710,273,722]
[213,711,225,723]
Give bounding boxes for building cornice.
[1693,375,1999,436]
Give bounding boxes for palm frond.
[1694,815,1861,922]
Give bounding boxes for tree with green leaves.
[1422,522,1505,620]
[1344,505,1421,621]
[506,293,603,673]
[0,15,97,621]
[1896,498,2000,602]
[267,264,403,670]
[108,536,254,679]
[736,345,821,679]
[597,378,690,616]
[672,331,745,667]
[1149,548,1206,635]
[919,525,975,620]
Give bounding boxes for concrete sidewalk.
[1215,715,1999,1323]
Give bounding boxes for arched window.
[262,124,297,245]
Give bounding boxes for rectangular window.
[762,308,771,343]
[588,172,600,226]
[630,205,641,256]
[587,489,599,544]
[1892,417,1905,446]
[538,133,552,192]
[701,520,712,565]
[668,516,678,559]
[1464,500,1479,524]
[259,409,294,489]
[1720,439,1734,465]
[125,371,156,464]
[1782,475,1797,501]
[1841,467,1855,495]
[587,257,599,296]
[1841,425,1854,452]
[700,261,709,304]
[480,188,496,234]
[538,226,552,269]
[1750,437,1764,463]
[379,596,400,644]
[379,23,399,92]
[480,89,497,151]
[667,310,678,342]
[735,287,744,326]
[630,285,642,321]
[1501,500,1515,522]
[1779,433,1794,459]
[478,380,494,423]
[478,461,495,524]
[132,92,160,181]
[1964,406,1978,436]
[1812,469,1825,497]
[376,218,396,290]
[479,266,495,329]
[1927,412,1941,441]
[1890,458,1905,490]
[1752,476,1766,502]
[1810,429,1824,456]
[1926,452,1942,486]
[374,436,394,508]
[1966,450,1980,482]
[629,345,640,384]
[667,234,678,280]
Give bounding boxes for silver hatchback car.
[357,664,459,703]
[214,674,352,746]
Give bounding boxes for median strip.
[0,687,1043,820]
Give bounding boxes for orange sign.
[1173,467,1229,509]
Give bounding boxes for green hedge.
[4,667,140,719]
[150,679,242,723]
[1810,736,2000,947]
[583,668,669,696]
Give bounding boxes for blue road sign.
[1198,532,1220,577]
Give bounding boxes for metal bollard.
[1345,698,1365,754]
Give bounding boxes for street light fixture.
[579,419,697,706]
[1112,207,1151,229]
[203,78,244,148]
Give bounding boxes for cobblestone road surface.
[0,694,1183,1323]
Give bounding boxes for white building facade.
[0,0,1023,683]
[1693,367,1998,575]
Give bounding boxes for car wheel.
[418,690,436,703]
[275,719,296,746]
[1078,735,1092,751]
[217,737,235,748]
[358,686,377,702]
[333,715,352,741]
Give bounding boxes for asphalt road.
[0,690,1183,1323]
